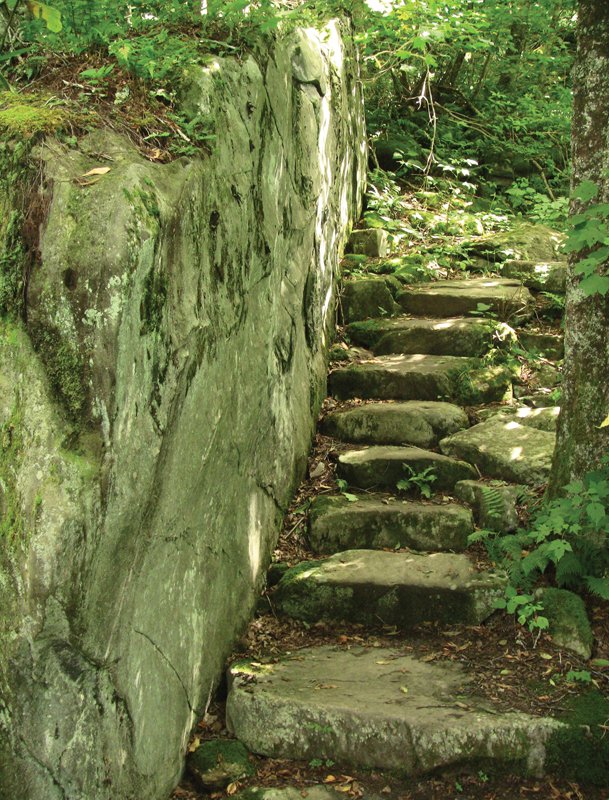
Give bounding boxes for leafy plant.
[396,464,436,499]
[336,478,358,504]
[563,179,609,297]
[471,458,609,615]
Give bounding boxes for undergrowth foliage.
[471,458,609,630]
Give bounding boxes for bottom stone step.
[308,494,474,553]
[273,550,505,627]
[227,646,561,775]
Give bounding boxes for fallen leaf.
[539,652,553,660]
[226,782,239,796]
[323,775,337,783]
[81,166,111,177]
[400,686,408,694]
[187,735,200,753]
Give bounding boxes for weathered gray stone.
[517,330,564,360]
[226,646,562,775]
[188,739,254,790]
[337,445,477,491]
[453,480,523,533]
[346,316,492,356]
[308,494,474,553]
[320,401,469,447]
[346,228,389,257]
[501,260,567,293]
[273,551,506,626]
[341,278,397,322]
[465,223,566,264]
[329,354,512,405]
[539,588,594,660]
[440,418,555,485]
[486,406,561,433]
[398,278,534,319]
[0,21,366,800]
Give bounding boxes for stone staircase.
[222,272,563,787]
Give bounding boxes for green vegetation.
[546,690,609,785]
[396,463,436,499]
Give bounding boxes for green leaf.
[26,0,62,32]
[586,501,606,526]
[585,576,609,600]
[343,493,359,503]
[580,273,609,297]
[573,180,599,203]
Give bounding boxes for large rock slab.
[321,400,469,447]
[0,22,367,800]
[227,646,561,774]
[308,494,474,553]
[273,551,506,626]
[329,354,512,404]
[440,418,555,485]
[337,445,477,491]
[486,405,561,433]
[465,223,565,264]
[346,316,492,356]
[398,278,534,318]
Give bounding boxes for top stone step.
[398,278,534,318]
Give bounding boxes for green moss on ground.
[0,92,66,138]
[546,690,609,785]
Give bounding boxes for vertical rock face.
[0,21,366,800]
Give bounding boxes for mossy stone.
[546,691,609,785]
[188,738,254,790]
[539,588,593,659]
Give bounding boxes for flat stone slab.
[398,278,534,318]
[227,646,561,775]
[329,354,511,404]
[321,401,469,448]
[440,418,555,485]
[346,316,492,357]
[337,445,476,491]
[273,551,506,627]
[486,405,560,433]
[308,494,474,553]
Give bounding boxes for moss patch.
[546,690,609,785]
[0,92,66,138]
[33,326,86,419]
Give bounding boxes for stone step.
[346,316,492,357]
[329,354,511,405]
[308,494,473,553]
[320,401,469,448]
[440,417,555,485]
[227,646,561,776]
[336,445,477,491]
[272,550,505,627]
[398,278,534,318]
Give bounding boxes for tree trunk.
[548,0,609,493]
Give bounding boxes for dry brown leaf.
[81,166,111,177]
[187,735,200,753]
